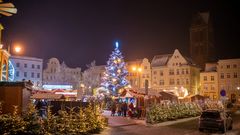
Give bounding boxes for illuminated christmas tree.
[102,41,129,95]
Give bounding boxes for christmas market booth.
[0,81,33,114]
[182,94,206,102]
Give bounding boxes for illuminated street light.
[80,83,85,88]
[237,87,240,90]
[132,66,136,71]
[14,46,21,53]
[138,67,142,72]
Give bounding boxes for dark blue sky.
[1,0,239,69]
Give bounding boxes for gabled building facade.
[126,58,151,89]
[151,49,200,96]
[43,58,82,90]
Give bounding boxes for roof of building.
[10,55,43,62]
[151,54,172,67]
[0,81,33,89]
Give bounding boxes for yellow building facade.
[200,71,219,100]
[217,59,240,102]
[151,49,200,96]
[126,58,151,89]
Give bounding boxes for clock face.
[1,60,15,81]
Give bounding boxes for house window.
[169,79,175,85]
[227,73,230,78]
[186,79,189,85]
[146,74,149,78]
[186,69,189,74]
[24,72,27,77]
[37,65,40,69]
[142,74,145,78]
[144,66,147,69]
[227,65,230,68]
[37,73,40,78]
[234,72,237,78]
[181,69,185,74]
[176,79,180,85]
[16,63,20,67]
[24,63,27,68]
[211,76,214,81]
[233,64,237,68]
[176,69,179,75]
[169,69,174,75]
[204,76,207,81]
[153,71,157,75]
[220,73,224,79]
[16,71,19,77]
[32,64,35,69]
[211,86,214,90]
[31,72,34,78]
[159,80,164,85]
[160,71,163,76]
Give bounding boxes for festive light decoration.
[101,41,129,95]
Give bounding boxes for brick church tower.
[190,12,215,70]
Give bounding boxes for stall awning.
[31,93,65,100]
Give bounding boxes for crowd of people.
[110,101,142,119]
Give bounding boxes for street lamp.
[8,43,23,55]
[131,66,142,89]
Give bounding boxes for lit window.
[204,76,207,81]
[159,80,164,85]
[186,79,189,85]
[160,71,163,76]
[227,73,230,78]
[220,73,224,79]
[169,79,175,85]
[169,69,174,75]
[181,69,184,74]
[176,69,179,75]
[176,79,180,85]
[186,69,189,74]
[233,73,237,78]
[211,76,214,81]
[153,71,157,75]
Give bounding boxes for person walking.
[122,102,128,117]
[111,101,116,116]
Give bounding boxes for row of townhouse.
[126,49,240,102]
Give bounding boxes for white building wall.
[9,56,43,87]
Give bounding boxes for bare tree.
[82,61,102,95]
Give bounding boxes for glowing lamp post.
[132,66,142,89]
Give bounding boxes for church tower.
[190,12,215,70]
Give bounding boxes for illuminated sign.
[43,85,73,90]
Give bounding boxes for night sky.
[1,0,239,70]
